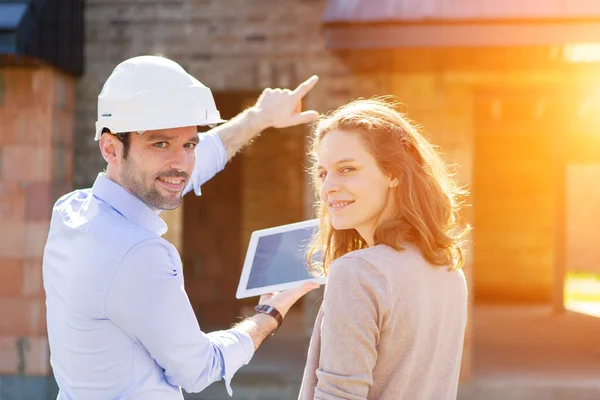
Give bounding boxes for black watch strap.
[254,304,283,334]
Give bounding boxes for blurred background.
[1,0,600,399]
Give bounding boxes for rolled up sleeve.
[184,131,228,197]
[206,330,255,393]
[105,239,254,396]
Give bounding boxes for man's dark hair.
[101,128,130,159]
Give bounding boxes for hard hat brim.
[94,116,227,141]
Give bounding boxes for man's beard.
[119,157,187,211]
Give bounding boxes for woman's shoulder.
[335,244,419,268]
[325,248,392,309]
[328,245,407,284]
[330,244,434,289]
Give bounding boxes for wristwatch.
[254,304,283,335]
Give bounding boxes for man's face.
[115,126,199,211]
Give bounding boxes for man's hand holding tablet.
[255,281,322,331]
[234,219,325,341]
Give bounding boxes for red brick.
[38,302,47,335]
[31,69,56,107]
[0,335,18,374]
[0,298,46,335]
[54,74,76,111]
[2,69,33,106]
[23,107,53,146]
[0,220,51,259]
[0,219,26,258]
[0,335,50,375]
[24,183,52,221]
[0,260,23,297]
[0,106,53,147]
[22,259,43,297]
[3,68,54,107]
[51,144,74,186]
[25,336,50,375]
[0,146,52,183]
[0,181,25,220]
[25,221,51,258]
[61,146,74,184]
[52,109,75,146]
[0,108,25,146]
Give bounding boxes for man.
[42,55,320,399]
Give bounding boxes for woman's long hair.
[307,97,471,275]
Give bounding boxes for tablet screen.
[246,226,317,290]
[236,219,325,299]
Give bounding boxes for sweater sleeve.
[314,256,391,400]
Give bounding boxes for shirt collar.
[92,174,168,236]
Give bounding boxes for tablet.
[236,219,326,299]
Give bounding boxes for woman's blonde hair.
[307,97,471,275]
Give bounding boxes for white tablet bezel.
[236,218,325,299]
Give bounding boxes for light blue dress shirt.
[42,132,255,400]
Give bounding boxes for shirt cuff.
[207,330,255,396]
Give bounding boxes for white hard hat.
[94,55,225,140]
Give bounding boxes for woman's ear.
[389,177,399,188]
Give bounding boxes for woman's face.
[316,129,397,245]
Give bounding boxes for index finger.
[292,75,319,99]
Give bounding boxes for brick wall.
[0,65,74,396]
[75,0,600,384]
[74,0,473,381]
[74,0,334,189]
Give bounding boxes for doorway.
[182,92,256,329]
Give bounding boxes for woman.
[298,98,470,400]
